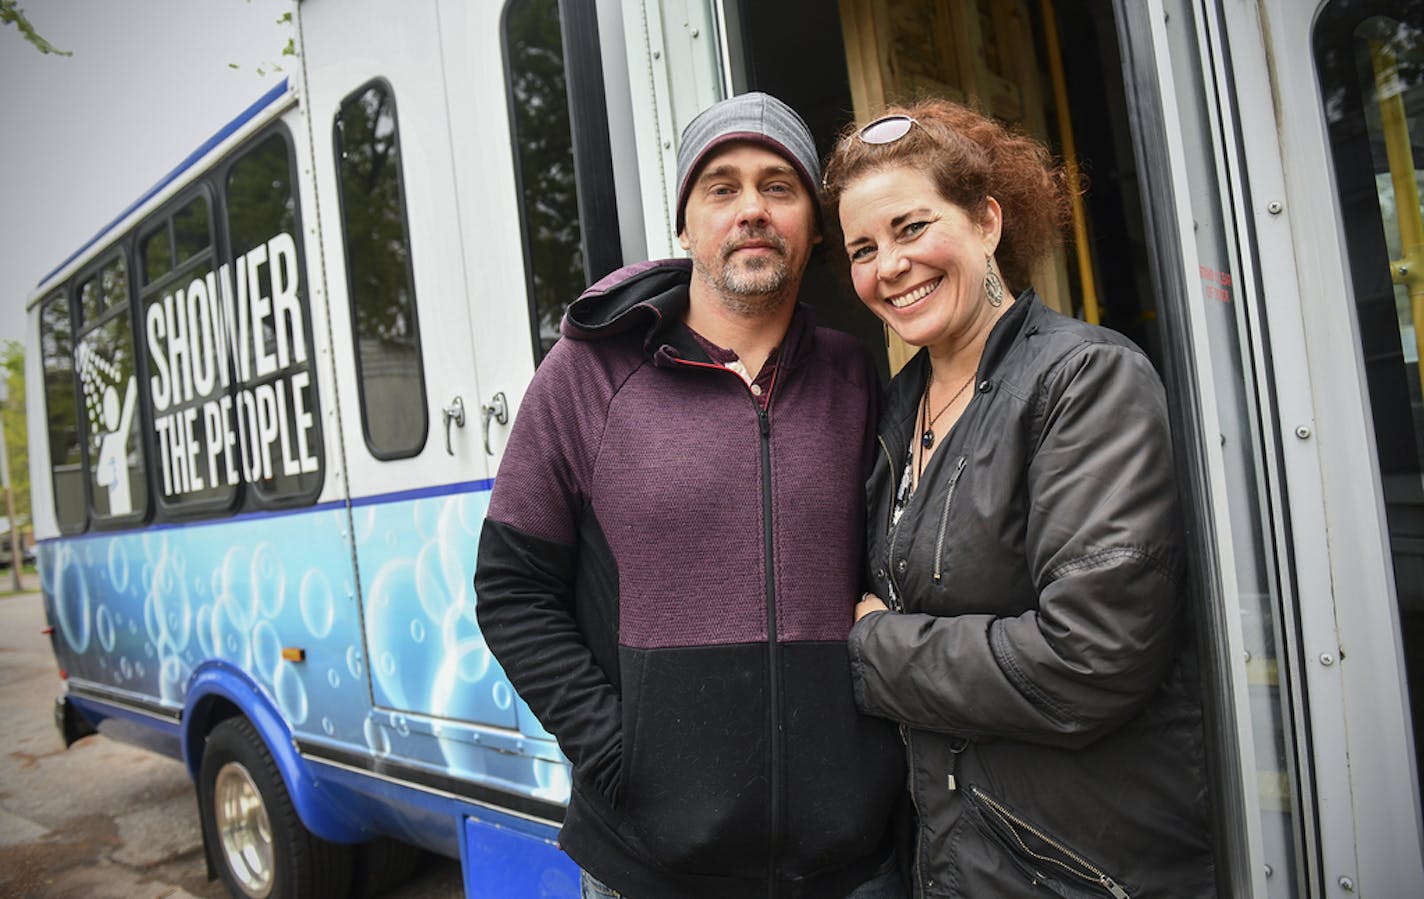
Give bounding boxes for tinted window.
[139,192,236,511]
[335,80,427,458]
[224,132,322,503]
[1314,0,1424,807]
[77,255,148,524]
[40,292,85,531]
[505,0,586,361]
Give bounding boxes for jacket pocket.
[964,783,1133,899]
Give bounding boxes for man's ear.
[678,229,691,251]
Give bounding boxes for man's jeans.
[579,859,907,898]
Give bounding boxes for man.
[475,92,905,899]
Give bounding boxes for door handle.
[442,396,466,456]
[481,392,509,456]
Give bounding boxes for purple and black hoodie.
[474,259,905,898]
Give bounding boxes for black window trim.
[39,286,90,536]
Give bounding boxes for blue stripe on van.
[35,477,497,546]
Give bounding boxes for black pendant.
[921,429,935,450]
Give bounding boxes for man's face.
[678,143,820,309]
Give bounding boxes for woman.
[821,100,1215,897]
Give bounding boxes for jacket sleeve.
[849,342,1184,748]
[474,343,623,799]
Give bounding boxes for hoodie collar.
[561,257,816,370]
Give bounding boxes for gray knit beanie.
[674,91,821,233]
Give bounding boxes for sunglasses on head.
[857,114,919,145]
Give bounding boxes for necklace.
[920,372,975,450]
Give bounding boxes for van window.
[1314,0,1424,804]
[504,0,586,361]
[76,255,148,524]
[40,291,86,532]
[138,191,236,513]
[334,79,428,458]
[224,131,323,504]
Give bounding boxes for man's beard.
[696,227,794,311]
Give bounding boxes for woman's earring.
[984,254,1004,307]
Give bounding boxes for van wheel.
[199,717,353,898]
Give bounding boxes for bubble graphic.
[159,653,192,704]
[389,712,410,737]
[455,491,487,541]
[120,656,132,679]
[135,661,146,679]
[409,619,425,644]
[274,662,309,725]
[363,717,392,757]
[250,543,286,618]
[413,499,441,540]
[107,540,131,593]
[217,546,256,629]
[414,542,458,625]
[97,605,116,653]
[196,606,214,657]
[345,645,364,679]
[327,668,341,688]
[366,559,439,710]
[149,550,193,653]
[429,645,514,727]
[54,557,93,654]
[252,621,282,683]
[211,595,253,669]
[439,602,485,680]
[322,717,335,736]
[492,681,513,711]
[299,570,336,639]
[533,758,572,802]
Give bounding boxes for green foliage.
[0,0,71,56]
[0,340,31,531]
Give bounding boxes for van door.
[295,0,567,805]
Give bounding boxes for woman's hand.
[855,592,889,622]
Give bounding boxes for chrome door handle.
[481,392,509,456]
[442,396,466,456]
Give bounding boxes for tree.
[0,1,71,56]
[1,340,31,538]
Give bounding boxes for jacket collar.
[879,288,1042,453]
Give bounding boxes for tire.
[199,717,354,899]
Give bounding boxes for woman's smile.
[887,277,942,309]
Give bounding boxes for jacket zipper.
[758,404,784,898]
[970,785,1131,899]
[931,457,967,583]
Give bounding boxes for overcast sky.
[0,0,291,353]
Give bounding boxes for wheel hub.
[213,760,275,898]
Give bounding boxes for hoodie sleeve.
[474,339,624,799]
[849,341,1184,748]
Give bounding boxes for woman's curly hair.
[821,98,1072,293]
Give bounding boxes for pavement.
[0,584,464,898]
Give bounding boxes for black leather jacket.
[850,293,1215,898]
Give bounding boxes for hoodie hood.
[561,259,694,345]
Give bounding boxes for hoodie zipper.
[970,785,1131,898]
[668,357,784,894]
[758,403,784,898]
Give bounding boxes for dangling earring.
[984,254,1004,307]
